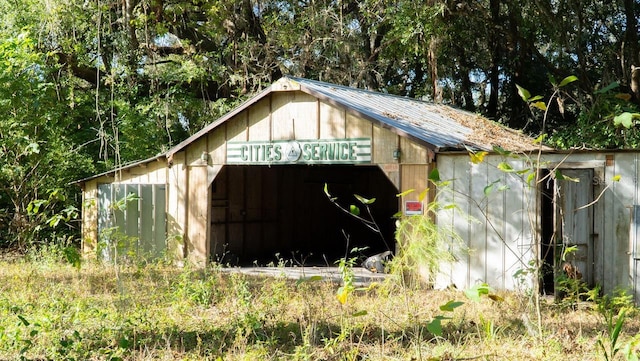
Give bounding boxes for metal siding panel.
[632,206,640,302]
[112,184,126,257]
[153,184,167,258]
[484,157,507,289]
[434,156,455,288]
[125,184,140,255]
[468,158,488,285]
[610,153,635,293]
[451,155,473,288]
[503,158,529,290]
[97,184,112,261]
[140,185,154,255]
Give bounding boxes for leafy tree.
[0,0,640,249]
[0,32,94,248]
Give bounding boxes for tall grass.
[0,256,637,360]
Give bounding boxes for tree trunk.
[487,0,500,118]
[623,0,639,84]
[428,36,442,103]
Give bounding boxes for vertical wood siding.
[186,165,209,266]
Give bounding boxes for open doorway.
[210,164,399,266]
[539,168,595,295]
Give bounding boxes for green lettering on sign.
[227,139,371,165]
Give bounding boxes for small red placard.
[404,201,423,215]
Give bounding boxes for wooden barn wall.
[203,92,429,167]
[167,152,187,261]
[162,90,432,265]
[81,89,434,264]
[436,153,537,290]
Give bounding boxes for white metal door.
[556,169,594,286]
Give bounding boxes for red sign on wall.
[404,201,423,215]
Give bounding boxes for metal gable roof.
[289,76,471,150]
[288,76,541,152]
[164,76,540,157]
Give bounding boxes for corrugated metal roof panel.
[290,76,542,152]
[291,76,471,149]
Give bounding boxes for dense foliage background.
[0,0,639,248]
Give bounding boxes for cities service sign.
[227,138,372,165]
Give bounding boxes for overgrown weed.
[0,257,638,360]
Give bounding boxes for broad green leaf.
[351,310,368,317]
[484,183,495,196]
[528,95,544,102]
[497,162,514,172]
[614,112,634,128]
[558,75,578,87]
[324,183,337,201]
[396,189,415,198]
[562,245,579,261]
[426,316,450,336]
[349,205,360,216]
[492,146,512,157]
[17,315,30,327]
[555,170,579,182]
[354,194,375,205]
[428,168,440,182]
[470,151,488,164]
[548,73,557,86]
[439,300,464,312]
[532,101,547,111]
[533,134,547,144]
[27,199,46,215]
[418,188,429,202]
[516,84,531,102]
[336,287,348,304]
[465,283,491,302]
[594,81,619,94]
[526,173,536,185]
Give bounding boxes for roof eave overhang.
[71,154,167,185]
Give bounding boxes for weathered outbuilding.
[77,77,640,300]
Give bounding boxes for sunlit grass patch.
[0,257,637,360]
